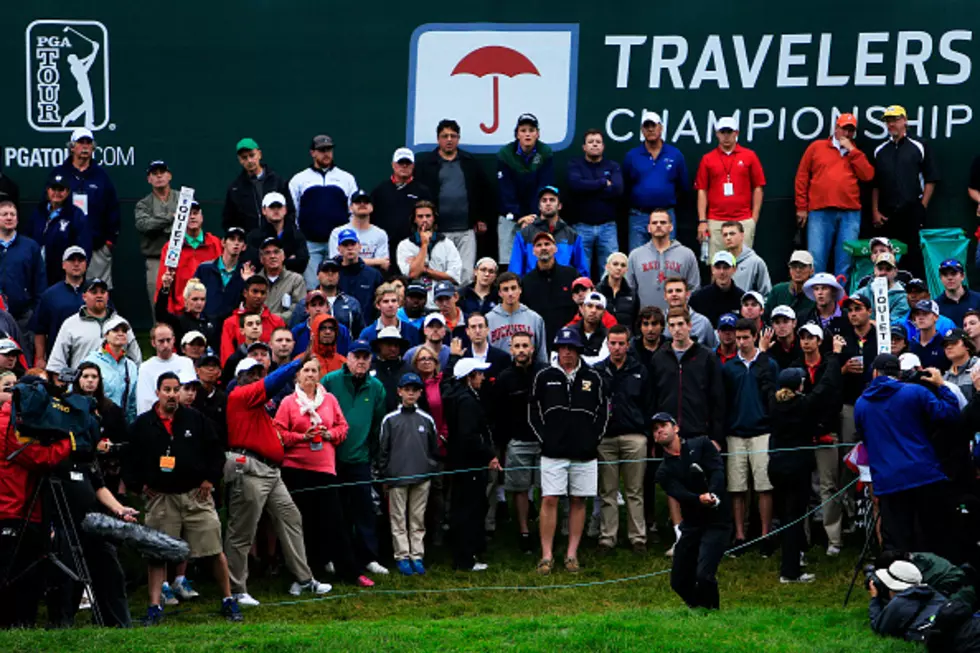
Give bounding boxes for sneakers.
[160,581,179,606]
[586,514,600,538]
[760,538,776,559]
[519,532,534,554]
[366,561,389,575]
[536,558,554,576]
[411,559,426,575]
[356,575,375,587]
[396,560,415,576]
[221,597,244,622]
[173,578,199,600]
[470,562,489,572]
[826,545,841,557]
[780,573,816,584]
[288,579,332,596]
[233,592,260,607]
[142,604,164,626]
[728,538,748,557]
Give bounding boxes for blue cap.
[553,327,583,348]
[939,258,964,273]
[651,412,676,425]
[348,339,372,354]
[537,185,560,199]
[433,280,456,299]
[337,228,359,245]
[717,313,738,330]
[890,324,908,339]
[778,368,806,389]
[398,372,424,388]
[912,299,939,316]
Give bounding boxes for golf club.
[63,26,97,45]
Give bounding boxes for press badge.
[73,193,89,215]
[70,471,84,482]
[160,456,176,472]
[723,182,734,196]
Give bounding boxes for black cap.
[406,281,427,297]
[842,294,872,310]
[224,226,246,240]
[190,201,201,211]
[84,278,109,292]
[516,113,539,129]
[318,258,340,272]
[195,354,221,368]
[260,236,282,250]
[651,412,677,425]
[246,341,272,354]
[944,328,971,346]
[350,189,371,203]
[890,324,908,340]
[778,367,806,389]
[905,278,928,291]
[872,353,901,376]
[146,160,168,174]
[311,134,334,149]
[46,171,68,189]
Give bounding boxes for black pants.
[670,522,730,610]
[644,458,660,529]
[47,530,131,628]
[772,474,810,579]
[336,462,380,567]
[450,470,488,569]
[879,201,927,279]
[281,466,360,582]
[878,481,952,559]
[0,520,46,628]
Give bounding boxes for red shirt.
[0,404,71,522]
[227,378,285,465]
[694,145,766,221]
[155,233,223,313]
[220,306,286,364]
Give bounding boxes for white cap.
[181,330,207,346]
[262,192,287,208]
[70,127,94,142]
[771,305,797,321]
[875,561,923,592]
[899,353,922,372]
[741,291,765,307]
[640,110,662,126]
[453,357,491,380]
[0,339,22,355]
[101,318,130,337]
[803,272,844,301]
[583,292,607,310]
[178,369,200,385]
[62,245,87,261]
[715,117,738,131]
[423,313,447,328]
[235,358,263,376]
[797,323,824,340]
[711,251,736,267]
[789,250,814,266]
[392,147,415,163]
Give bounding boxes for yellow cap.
[882,105,907,118]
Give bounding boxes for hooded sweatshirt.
[508,217,588,277]
[486,303,548,365]
[731,246,772,296]
[309,314,346,376]
[855,280,910,323]
[625,240,700,311]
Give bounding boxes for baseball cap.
[869,236,894,250]
[62,246,87,261]
[392,147,415,163]
[873,251,897,268]
[0,339,23,355]
[905,278,928,291]
[715,117,738,131]
[798,323,824,340]
[842,295,872,311]
[890,324,908,340]
[180,330,207,346]
[516,113,539,129]
[262,192,286,208]
[875,561,922,592]
[100,318,130,337]
[571,277,594,292]
[84,278,109,292]
[836,113,858,128]
[234,358,263,376]
[640,110,662,125]
[583,292,607,310]
[912,299,940,316]
[374,326,408,349]
[944,328,971,346]
[899,352,922,372]
[940,258,965,273]
[423,313,447,328]
[406,281,427,297]
[741,291,765,307]
[651,412,676,425]
[350,189,372,203]
[46,171,68,189]
[348,339,372,355]
[554,327,583,349]
[537,185,560,200]
[311,134,334,149]
[711,251,736,267]
[246,341,272,354]
[453,358,491,380]
[235,137,259,152]
[771,305,797,321]
[146,160,168,174]
[433,281,456,299]
[195,354,221,368]
[718,313,739,330]
[260,236,282,251]
[778,368,806,389]
[306,289,328,304]
[178,369,201,386]
[882,105,907,119]
[224,226,246,240]
[70,127,94,142]
[789,250,814,266]
[872,353,901,375]
[318,258,340,272]
[532,231,556,245]
[398,372,424,388]
[337,228,359,245]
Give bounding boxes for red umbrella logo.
[451,46,540,135]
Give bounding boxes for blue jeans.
[576,222,619,278]
[628,208,676,252]
[304,241,330,290]
[806,209,861,278]
[336,461,380,566]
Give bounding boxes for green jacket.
[913,552,977,608]
[764,281,815,321]
[322,364,387,465]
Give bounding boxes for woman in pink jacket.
[276,354,373,587]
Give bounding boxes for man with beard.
[508,186,587,277]
[397,282,429,331]
[371,326,412,413]
[630,306,668,371]
[308,315,345,376]
[521,233,579,348]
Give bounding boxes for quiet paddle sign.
[164,186,196,270]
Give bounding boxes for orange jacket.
[794,139,875,212]
[155,233,223,313]
[307,314,346,376]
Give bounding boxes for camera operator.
[73,362,128,496]
[855,354,961,557]
[875,549,977,609]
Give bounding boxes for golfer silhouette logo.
[25,20,110,133]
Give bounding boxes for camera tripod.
[843,502,881,608]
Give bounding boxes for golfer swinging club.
[61,26,99,129]
[653,412,731,610]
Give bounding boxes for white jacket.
[396,235,463,308]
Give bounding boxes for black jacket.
[193,386,228,445]
[656,435,730,527]
[521,263,579,348]
[491,360,545,447]
[458,283,499,318]
[371,356,413,413]
[597,278,637,328]
[414,148,494,226]
[595,354,655,438]
[768,354,841,479]
[790,352,843,439]
[155,285,221,351]
[245,220,310,276]
[441,375,496,469]
[689,282,745,328]
[768,336,802,371]
[123,405,224,494]
[840,325,879,405]
[529,363,608,460]
[222,164,295,232]
[370,178,432,249]
[630,335,670,373]
[649,344,725,445]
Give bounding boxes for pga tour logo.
[406,24,579,153]
[25,20,110,132]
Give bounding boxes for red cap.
[836,113,857,128]
[571,276,594,291]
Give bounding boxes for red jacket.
[274,388,348,475]
[155,233,223,313]
[220,306,286,364]
[0,403,72,522]
[227,378,286,465]
[794,139,875,212]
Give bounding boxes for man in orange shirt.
[155,203,222,313]
[694,117,766,258]
[794,113,875,277]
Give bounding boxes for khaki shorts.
[540,456,597,497]
[144,489,222,558]
[726,434,773,493]
[504,441,541,492]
